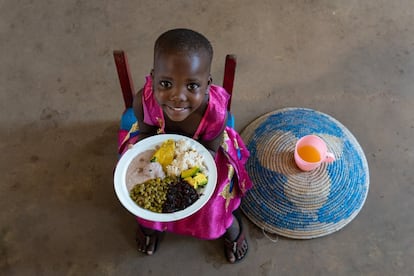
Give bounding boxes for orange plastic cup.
[294,135,335,171]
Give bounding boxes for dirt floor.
[1,1,413,275]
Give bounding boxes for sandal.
[135,225,163,255]
[224,212,248,263]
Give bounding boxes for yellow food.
[184,176,197,187]
[151,139,175,169]
[193,173,208,187]
[184,172,208,189]
[181,167,200,178]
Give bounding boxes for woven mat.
[240,108,369,239]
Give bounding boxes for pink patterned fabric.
[121,77,253,240]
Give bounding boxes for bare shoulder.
[133,89,144,119]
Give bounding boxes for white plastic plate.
[114,134,217,222]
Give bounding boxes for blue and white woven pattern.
[240,108,369,239]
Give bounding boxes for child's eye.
[159,80,172,88]
[187,83,200,90]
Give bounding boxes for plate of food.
[114,134,217,222]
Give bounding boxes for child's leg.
[136,223,163,255]
[223,210,248,263]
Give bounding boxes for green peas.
[130,176,176,213]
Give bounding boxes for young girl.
[119,28,253,263]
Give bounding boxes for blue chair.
[113,51,237,143]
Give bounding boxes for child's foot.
[136,225,162,255]
[224,213,248,263]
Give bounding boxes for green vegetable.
[193,173,208,187]
[183,172,208,189]
[129,176,177,213]
[181,167,200,178]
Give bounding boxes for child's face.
[151,51,211,122]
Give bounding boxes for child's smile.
[164,104,191,120]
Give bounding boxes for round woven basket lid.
[240,107,369,239]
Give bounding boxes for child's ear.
[206,76,212,94]
[150,69,154,79]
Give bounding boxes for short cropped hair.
[154,28,213,65]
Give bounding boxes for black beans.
[162,180,199,213]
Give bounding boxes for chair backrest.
[113,50,135,109]
[113,51,237,111]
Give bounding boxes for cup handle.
[325,152,335,163]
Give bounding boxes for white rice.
[166,139,208,177]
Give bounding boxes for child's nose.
[170,86,187,101]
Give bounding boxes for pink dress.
[119,76,253,240]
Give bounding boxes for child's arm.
[133,88,159,141]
